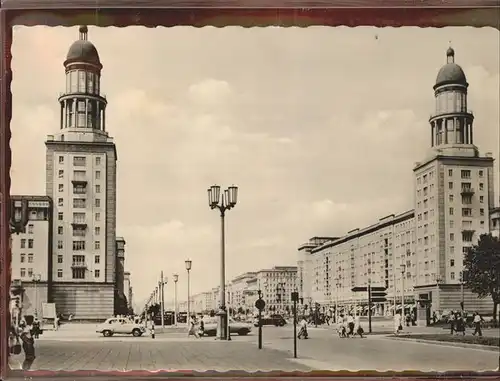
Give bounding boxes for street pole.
[460,271,465,311]
[220,210,227,340]
[258,290,263,349]
[173,274,178,326]
[291,291,298,359]
[368,282,372,334]
[401,264,406,316]
[160,271,165,328]
[393,271,397,316]
[187,269,191,325]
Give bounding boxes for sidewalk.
[9,339,312,372]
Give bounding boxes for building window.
[450,220,454,228]
[94,241,100,250]
[20,239,26,248]
[59,156,64,164]
[450,233,454,241]
[449,207,454,215]
[77,101,86,127]
[479,183,484,191]
[87,72,94,93]
[95,255,100,264]
[73,184,86,194]
[28,268,33,278]
[95,226,100,235]
[480,208,484,216]
[28,239,34,249]
[451,272,455,280]
[462,208,472,217]
[58,226,63,234]
[58,255,63,264]
[95,157,101,165]
[461,170,471,179]
[73,156,86,167]
[57,269,63,278]
[95,171,101,179]
[72,268,86,279]
[480,196,484,203]
[20,268,26,277]
[95,185,101,193]
[58,170,64,178]
[57,240,63,249]
[27,224,34,234]
[94,269,100,278]
[450,259,455,267]
[58,212,64,221]
[78,71,86,92]
[20,253,25,263]
[28,253,33,263]
[449,195,454,202]
[450,246,454,254]
[479,170,483,177]
[73,240,86,251]
[448,169,453,176]
[95,213,100,221]
[95,199,101,208]
[58,198,64,206]
[58,184,64,192]
[73,212,86,224]
[448,182,453,190]
[73,198,86,208]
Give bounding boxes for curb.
[386,336,499,352]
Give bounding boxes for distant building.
[299,48,496,318]
[10,196,53,316]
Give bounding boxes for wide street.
[8,322,499,372]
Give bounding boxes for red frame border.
[1,0,499,380]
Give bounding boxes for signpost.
[352,286,387,334]
[255,291,265,349]
[291,291,299,358]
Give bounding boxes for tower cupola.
[58,26,108,138]
[429,47,475,153]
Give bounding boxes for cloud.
[10,26,500,307]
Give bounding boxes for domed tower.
[413,47,495,315]
[45,26,117,321]
[429,47,477,156]
[57,25,108,140]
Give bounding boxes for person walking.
[449,312,456,335]
[19,316,36,370]
[198,316,205,338]
[298,317,308,339]
[354,314,364,338]
[394,310,403,335]
[346,313,355,337]
[472,312,483,337]
[188,315,200,338]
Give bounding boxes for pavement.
[10,322,499,372]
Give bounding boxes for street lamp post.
[32,274,41,317]
[173,274,179,326]
[207,184,238,341]
[185,260,192,326]
[400,264,406,315]
[160,271,168,328]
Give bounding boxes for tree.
[463,233,500,322]
[147,303,161,316]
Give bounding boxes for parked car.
[202,317,252,336]
[96,317,146,337]
[254,314,287,327]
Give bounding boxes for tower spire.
[79,25,88,41]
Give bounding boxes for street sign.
[291,291,299,302]
[371,288,387,303]
[255,299,266,311]
[351,286,368,292]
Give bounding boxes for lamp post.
[173,274,179,326]
[32,273,41,317]
[207,184,238,341]
[185,259,192,325]
[160,271,168,328]
[400,264,406,315]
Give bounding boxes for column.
[453,117,458,144]
[431,122,435,147]
[73,98,77,127]
[85,99,89,128]
[103,107,106,132]
[60,102,63,129]
[469,122,473,144]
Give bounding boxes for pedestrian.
[188,315,200,338]
[394,310,402,335]
[472,312,483,337]
[346,313,355,337]
[354,315,364,338]
[298,317,308,339]
[198,316,205,337]
[337,316,347,338]
[449,312,456,335]
[19,316,36,370]
[54,315,60,331]
[32,317,40,339]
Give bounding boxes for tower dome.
[434,47,467,89]
[64,25,101,67]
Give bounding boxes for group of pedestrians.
[337,313,364,338]
[449,311,484,336]
[9,315,41,370]
[187,315,205,338]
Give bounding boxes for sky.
[10,26,500,312]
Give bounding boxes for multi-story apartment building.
[45,26,118,319]
[299,47,496,320]
[254,266,297,314]
[229,272,257,310]
[10,196,53,316]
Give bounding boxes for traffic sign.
[351,286,368,292]
[255,299,266,311]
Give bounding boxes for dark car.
[254,314,287,327]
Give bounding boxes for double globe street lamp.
[207,184,238,340]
